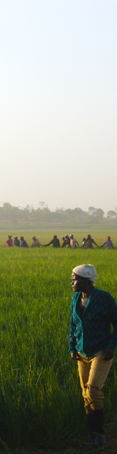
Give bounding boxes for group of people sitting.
[6,234,114,249]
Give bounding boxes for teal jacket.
[69,287,117,357]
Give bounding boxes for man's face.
[71,273,87,292]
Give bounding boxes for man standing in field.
[83,234,99,249]
[70,234,79,248]
[69,264,117,447]
[6,235,13,247]
[44,235,60,248]
[100,236,114,249]
[31,236,41,247]
[19,236,28,248]
[14,236,20,246]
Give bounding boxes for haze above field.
[1,0,117,213]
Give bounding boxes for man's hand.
[71,352,81,361]
[102,348,114,361]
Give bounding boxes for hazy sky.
[0,0,117,213]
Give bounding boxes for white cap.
[72,264,97,283]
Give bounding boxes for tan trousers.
[78,351,113,413]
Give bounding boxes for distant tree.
[54,207,65,214]
[88,207,96,215]
[24,205,31,212]
[38,201,46,209]
[3,202,12,209]
[55,207,60,212]
[107,210,116,218]
[88,207,104,217]
[74,208,84,214]
[0,201,117,229]
[95,209,104,217]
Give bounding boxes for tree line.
[0,203,117,230]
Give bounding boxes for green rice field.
[0,231,117,453]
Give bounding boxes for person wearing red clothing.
[6,235,13,247]
[100,236,114,249]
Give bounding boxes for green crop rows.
[0,231,117,451]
